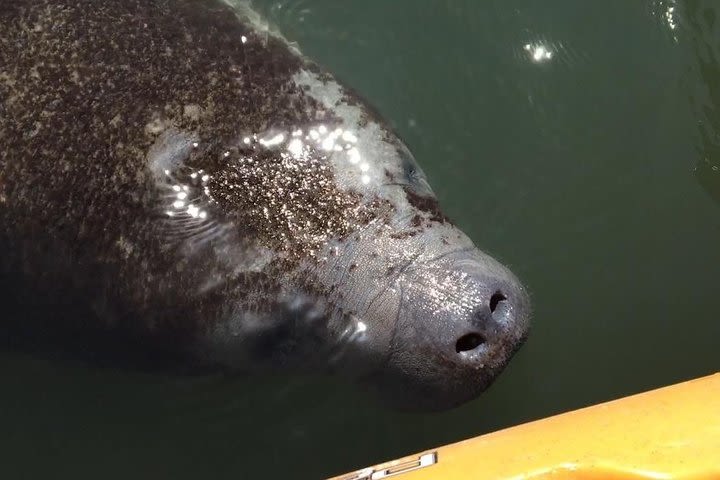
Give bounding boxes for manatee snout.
[367,249,531,411]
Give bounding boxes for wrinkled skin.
[0,0,531,410]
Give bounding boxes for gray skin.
[0,0,531,411]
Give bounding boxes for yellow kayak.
[330,373,720,480]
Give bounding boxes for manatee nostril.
[455,332,486,353]
[489,291,507,313]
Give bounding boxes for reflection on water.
[695,157,720,205]
[650,0,679,39]
[523,42,554,63]
[686,0,720,206]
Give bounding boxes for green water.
[2,1,719,478]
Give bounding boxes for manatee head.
[259,71,533,411]
[141,17,531,411]
[309,146,532,411]
[175,70,534,411]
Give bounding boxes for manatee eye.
[399,149,425,185]
[403,162,417,182]
[397,148,434,196]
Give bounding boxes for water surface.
[2,1,719,478]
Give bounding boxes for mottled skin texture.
[0,0,358,365]
[0,0,531,410]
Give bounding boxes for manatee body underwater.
[0,0,531,411]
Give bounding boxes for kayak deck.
[331,373,720,480]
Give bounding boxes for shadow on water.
[686,0,720,206]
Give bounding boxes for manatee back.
[0,0,324,367]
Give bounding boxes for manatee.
[0,0,531,410]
